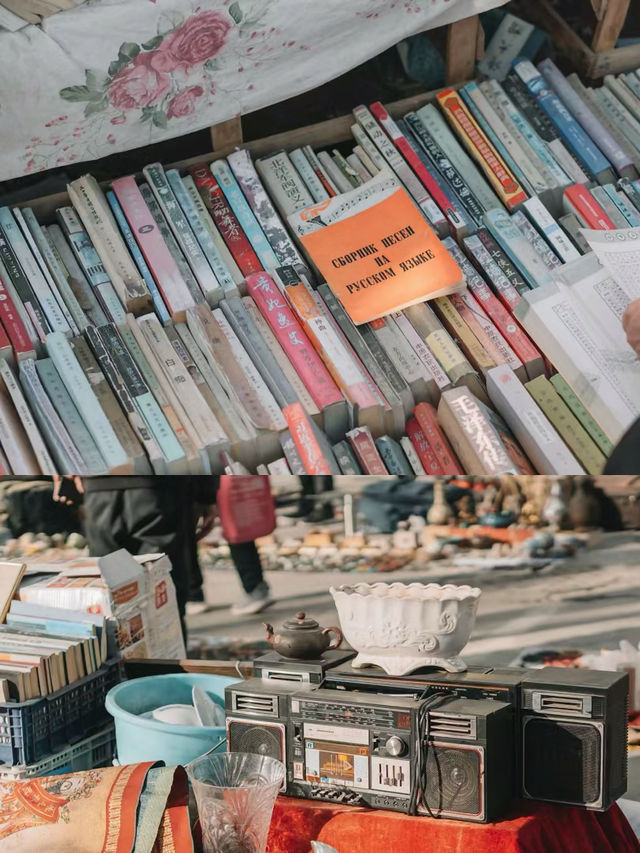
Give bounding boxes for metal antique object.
[264,612,343,660]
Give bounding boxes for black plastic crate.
[0,660,121,766]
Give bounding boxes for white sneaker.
[230,582,275,616]
[186,601,209,616]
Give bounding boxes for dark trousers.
[298,475,334,515]
[188,538,264,598]
[83,485,193,639]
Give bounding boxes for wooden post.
[210,114,243,151]
[592,0,630,52]
[445,14,480,85]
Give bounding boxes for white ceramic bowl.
[329,582,481,676]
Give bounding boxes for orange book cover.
[297,188,464,325]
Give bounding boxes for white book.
[513,283,640,442]
[605,75,640,124]
[19,358,88,474]
[371,313,437,404]
[581,226,640,303]
[392,310,451,394]
[350,124,388,173]
[317,151,352,194]
[303,145,340,193]
[289,148,330,202]
[267,458,291,474]
[522,197,581,263]
[45,223,108,327]
[46,331,131,472]
[182,175,243,286]
[346,153,373,183]
[594,87,640,157]
[0,358,56,473]
[486,364,584,474]
[136,313,229,468]
[400,436,427,474]
[66,175,149,313]
[0,207,71,336]
[353,144,381,176]
[590,187,628,228]
[143,163,223,304]
[255,150,314,217]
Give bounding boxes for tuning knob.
[385,736,406,757]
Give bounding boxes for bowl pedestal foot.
[351,653,468,676]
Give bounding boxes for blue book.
[106,191,170,324]
[512,58,613,183]
[376,436,414,475]
[483,208,554,289]
[210,160,279,270]
[603,185,640,226]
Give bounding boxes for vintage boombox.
[225,653,628,821]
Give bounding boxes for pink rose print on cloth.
[108,52,171,111]
[167,85,204,118]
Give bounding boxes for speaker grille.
[524,717,601,805]
[422,745,483,817]
[227,720,285,762]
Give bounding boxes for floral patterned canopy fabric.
[0,0,506,181]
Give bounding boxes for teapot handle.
[322,626,343,650]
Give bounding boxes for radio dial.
[385,736,406,756]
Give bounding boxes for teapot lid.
[282,612,320,631]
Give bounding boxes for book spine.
[346,426,387,474]
[19,358,88,474]
[399,435,427,474]
[332,149,362,188]
[462,233,521,309]
[413,401,463,474]
[317,151,353,194]
[67,175,150,311]
[603,184,640,226]
[372,314,436,399]
[255,151,315,216]
[111,177,196,319]
[0,358,56,474]
[549,373,613,455]
[246,272,343,410]
[436,89,528,210]
[165,169,237,300]
[0,265,37,361]
[432,296,496,376]
[45,331,130,471]
[346,153,373,183]
[511,210,562,271]
[355,104,448,234]
[596,86,640,152]
[392,310,451,392]
[0,322,11,362]
[19,208,87,334]
[45,223,108,328]
[280,430,307,474]
[182,174,244,286]
[588,187,627,228]
[35,358,107,473]
[618,177,640,214]
[332,440,362,474]
[289,148,331,202]
[405,416,444,474]
[282,401,334,474]
[563,184,615,229]
[190,165,262,277]
[376,436,413,475]
[513,59,612,181]
[483,209,554,288]
[370,101,466,234]
[227,148,308,270]
[56,207,126,324]
[98,323,185,465]
[143,163,222,303]
[452,288,524,378]
[522,197,581,262]
[539,59,633,176]
[303,145,339,196]
[403,112,485,227]
[210,160,280,271]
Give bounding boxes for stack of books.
[0,57,639,476]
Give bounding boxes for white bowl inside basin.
[329,582,481,676]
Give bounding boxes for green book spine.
[549,374,613,456]
[525,376,607,474]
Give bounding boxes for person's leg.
[229,541,274,615]
[82,490,127,556]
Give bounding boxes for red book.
[190,165,262,276]
[346,426,387,474]
[413,402,464,474]
[405,417,443,474]
[283,402,334,475]
[0,270,36,362]
[370,101,466,235]
[564,184,615,230]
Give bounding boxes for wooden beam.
[592,0,630,52]
[445,14,480,85]
[124,657,253,679]
[210,114,243,151]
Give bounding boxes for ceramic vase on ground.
[542,481,567,530]
[427,480,452,525]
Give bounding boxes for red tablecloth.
[266,797,640,853]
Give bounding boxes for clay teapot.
[264,612,343,660]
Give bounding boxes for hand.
[195,504,216,541]
[52,476,84,505]
[623,298,640,358]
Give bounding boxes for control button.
[385,736,406,757]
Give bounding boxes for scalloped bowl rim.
[329,582,482,602]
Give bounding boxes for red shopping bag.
[216,475,277,544]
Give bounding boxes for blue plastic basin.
[105,673,238,766]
